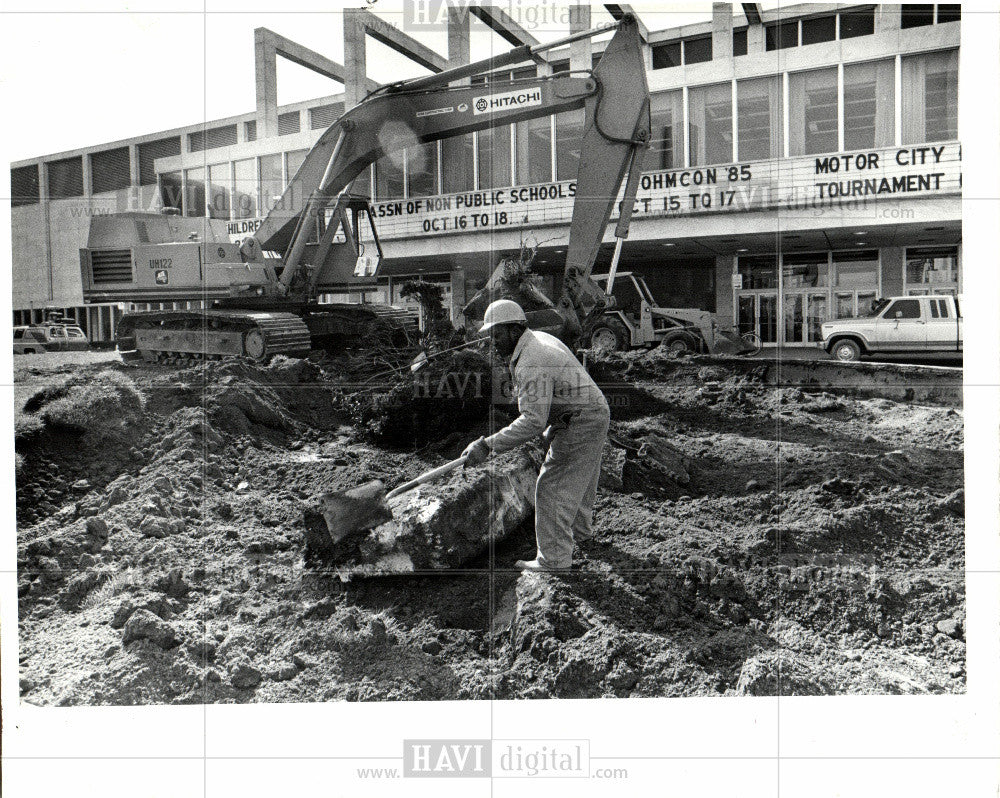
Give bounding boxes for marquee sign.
[367,142,961,241]
[224,142,961,245]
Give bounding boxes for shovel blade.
[313,480,393,544]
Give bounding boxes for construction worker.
[462,299,611,571]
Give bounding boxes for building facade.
[10,3,961,346]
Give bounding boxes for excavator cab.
[306,195,384,295]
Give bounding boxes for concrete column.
[715,255,736,323]
[568,1,592,71]
[449,270,466,323]
[39,163,54,302]
[712,3,733,60]
[880,247,904,296]
[876,5,902,32]
[343,9,368,111]
[746,24,765,55]
[128,143,141,212]
[447,5,471,78]
[255,29,279,139]
[82,153,93,198]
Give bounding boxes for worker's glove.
[462,437,490,467]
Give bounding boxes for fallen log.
[303,447,543,578]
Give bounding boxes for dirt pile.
[14,351,965,704]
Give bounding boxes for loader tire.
[589,319,630,352]
[660,330,700,355]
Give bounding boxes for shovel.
[312,455,469,545]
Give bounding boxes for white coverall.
[485,329,611,568]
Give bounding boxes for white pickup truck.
[821,295,962,362]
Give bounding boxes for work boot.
[515,558,569,572]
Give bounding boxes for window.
[733,28,748,57]
[233,159,257,219]
[652,42,681,70]
[67,328,85,338]
[159,171,183,210]
[833,251,878,288]
[278,111,301,136]
[47,157,84,199]
[555,109,584,180]
[189,124,237,153]
[905,246,958,288]
[902,50,958,143]
[839,7,875,38]
[286,150,309,185]
[310,103,344,130]
[550,59,570,75]
[789,67,837,156]
[11,164,40,206]
[91,147,131,194]
[407,141,439,197]
[138,136,181,186]
[477,124,512,189]
[884,299,921,319]
[783,253,829,288]
[184,167,206,217]
[737,77,782,161]
[259,154,283,213]
[765,21,798,51]
[516,116,552,184]
[244,121,257,142]
[688,82,733,166]
[844,60,895,150]
[738,255,778,289]
[649,90,683,170]
[207,163,230,220]
[684,36,712,64]
[375,155,405,200]
[937,5,961,23]
[442,135,474,194]
[801,15,836,45]
[901,4,935,28]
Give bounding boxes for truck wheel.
[660,330,700,355]
[831,338,862,362]
[589,319,630,352]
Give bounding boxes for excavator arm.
[245,16,650,342]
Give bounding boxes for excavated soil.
[15,348,965,704]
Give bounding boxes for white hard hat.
[479,299,527,333]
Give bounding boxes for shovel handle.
[385,455,468,499]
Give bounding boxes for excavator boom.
[247,16,650,340]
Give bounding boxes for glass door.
[805,293,828,343]
[738,295,756,338]
[759,294,778,344]
[783,294,804,344]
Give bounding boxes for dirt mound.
[14,352,965,704]
[15,372,148,527]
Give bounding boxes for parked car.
[13,324,90,354]
[821,295,962,362]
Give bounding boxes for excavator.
[79,16,650,361]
